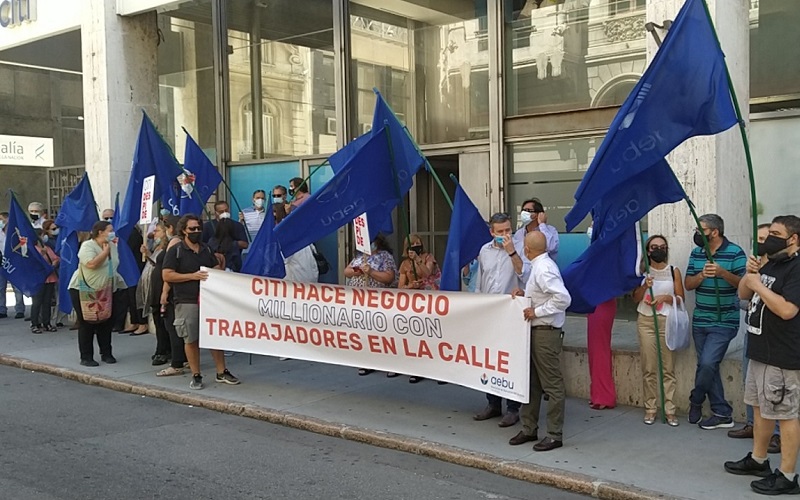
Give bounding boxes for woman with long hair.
[138,222,170,365]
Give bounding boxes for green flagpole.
[698,0,758,255]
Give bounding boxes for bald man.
[508,231,571,452]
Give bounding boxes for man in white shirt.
[239,189,267,241]
[473,213,526,427]
[513,198,559,266]
[509,231,571,452]
[28,202,48,230]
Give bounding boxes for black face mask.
[693,232,712,248]
[187,232,202,244]
[762,235,792,261]
[30,213,40,222]
[756,242,768,257]
[649,249,668,263]
[410,245,423,255]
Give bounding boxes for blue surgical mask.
[160,209,170,216]
[273,197,284,204]
[0,220,5,230]
[254,198,265,209]
[42,235,49,243]
[107,231,116,241]
[494,236,505,246]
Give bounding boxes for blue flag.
[112,193,141,287]
[439,184,492,291]
[328,90,426,239]
[275,127,402,257]
[241,197,285,278]
[565,0,737,232]
[162,131,222,216]
[562,224,643,314]
[589,160,686,246]
[54,173,99,313]
[1,194,53,296]
[119,112,183,238]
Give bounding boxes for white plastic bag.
[666,296,690,351]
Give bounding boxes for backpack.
[311,245,330,275]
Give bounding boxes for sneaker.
[215,369,240,385]
[724,453,772,477]
[190,374,204,390]
[700,415,734,430]
[688,403,703,424]
[751,469,800,495]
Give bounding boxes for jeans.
[0,274,25,315]
[690,325,737,417]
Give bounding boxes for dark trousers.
[31,283,55,326]
[70,289,113,361]
[164,303,186,368]
[127,286,145,324]
[152,305,170,357]
[486,394,521,413]
[112,289,128,331]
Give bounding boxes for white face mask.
[51,228,60,236]
[519,210,532,226]
[586,226,593,240]
[219,212,231,220]
[254,198,265,209]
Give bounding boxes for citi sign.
[0,0,36,29]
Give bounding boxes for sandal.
[357,368,374,376]
[156,366,184,377]
[643,411,657,425]
[44,324,57,332]
[666,414,680,427]
[30,325,42,334]
[590,403,612,410]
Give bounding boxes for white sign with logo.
[353,213,371,255]
[139,175,156,224]
[200,269,532,402]
[0,134,53,167]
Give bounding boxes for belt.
[531,325,561,330]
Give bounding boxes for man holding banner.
[510,231,571,452]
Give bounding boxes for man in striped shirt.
[685,213,747,430]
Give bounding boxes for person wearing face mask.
[631,235,684,426]
[287,177,310,214]
[684,213,747,430]
[472,213,526,427]
[725,215,800,496]
[29,229,60,334]
[41,220,59,251]
[0,211,27,319]
[101,208,115,223]
[27,201,48,230]
[68,221,126,366]
[157,215,188,377]
[138,222,171,365]
[202,200,249,252]
[272,184,288,208]
[512,199,559,270]
[239,190,267,241]
[398,234,441,291]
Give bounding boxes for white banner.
[200,269,531,403]
[353,213,371,255]
[139,175,155,224]
[0,134,53,167]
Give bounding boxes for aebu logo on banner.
[0,0,37,28]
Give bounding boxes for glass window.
[505,0,646,116]
[751,115,800,221]
[227,0,335,161]
[157,4,217,161]
[350,0,489,145]
[750,0,800,110]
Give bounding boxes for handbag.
[665,295,690,351]
[311,245,330,275]
[78,259,114,324]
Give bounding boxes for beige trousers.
[637,313,676,415]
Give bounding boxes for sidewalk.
[0,314,769,500]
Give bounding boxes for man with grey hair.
[27,202,47,230]
[685,213,747,430]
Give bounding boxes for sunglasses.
[186,226,202,233]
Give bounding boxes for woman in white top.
[631,235,685,427]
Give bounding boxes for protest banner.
[353,213,371,255]
[200,268,531,402]
[139,174,156,225]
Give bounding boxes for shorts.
[173,303,200,344]
[744,359,800,420]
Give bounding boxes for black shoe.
[101,355,117,364]
[152,355,169,366]
[724,453,772,477]
[473,405,502,421]
[80,359,100,367]
[14,313,24,319]
[56,322,64,327]
[508,431,537,446]
[533,437,563,452]
[768,434,782,455]
[751,469,800,495]
[0,313,7,319]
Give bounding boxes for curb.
[0,354,683,500]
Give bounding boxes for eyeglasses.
[186,226,202,233]
[649,245,668,251]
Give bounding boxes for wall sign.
[0,134,53,167]
[0,0,36,29]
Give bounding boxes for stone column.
[81,0,159,211]
[646,0,750,417]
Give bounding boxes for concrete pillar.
[81,0,159,211]
[646,0,750,417]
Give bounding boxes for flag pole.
[698,0,758,255]
[684,197,722,322]
[638,224,668,424]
